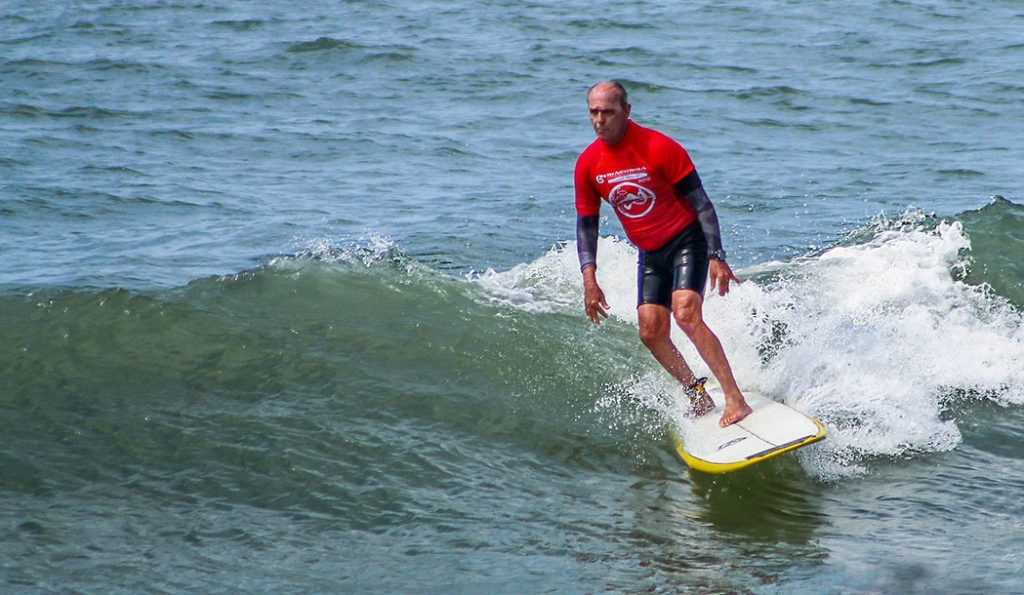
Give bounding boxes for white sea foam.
[265,235,402,273]
[481,218,1024,478]
[474,236,640,314]
[472,243,582,312]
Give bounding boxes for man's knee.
[672,292,704,335]
[637,308,670,347]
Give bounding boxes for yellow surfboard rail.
[673,416,827,474]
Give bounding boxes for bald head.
[587,80,629,109]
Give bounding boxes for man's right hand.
[582,265,609,324]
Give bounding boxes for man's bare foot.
[719,398,752,427]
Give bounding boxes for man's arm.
[576,215,599,271]
[675,170,725,258]
[675,171,740,296]
[576,215,609,323]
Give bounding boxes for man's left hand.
[708,260,740,296]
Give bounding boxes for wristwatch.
[708,249,727,261]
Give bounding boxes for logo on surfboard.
[715,436,749,451]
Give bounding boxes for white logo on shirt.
[596,167,646,185]
[609,182,656,219]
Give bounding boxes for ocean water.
[2,1,1023,593]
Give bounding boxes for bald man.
[574,81,751,427]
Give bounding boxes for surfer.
[574,81,752,427]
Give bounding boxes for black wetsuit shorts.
[637,222,708,308]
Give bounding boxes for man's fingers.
[710,266,742,297]
[722,272,741,295]
[583,282,609,324]
[586,300,609,324]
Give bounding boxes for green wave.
[960,196,1024,308]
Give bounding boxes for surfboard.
[673,387,826,474]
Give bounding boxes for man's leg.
[671,289,752,426]
[637,303,699,388]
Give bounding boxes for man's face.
[588,86,630,145]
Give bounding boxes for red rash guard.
[574,120,698,252]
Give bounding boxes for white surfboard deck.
[673,387,826,474]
